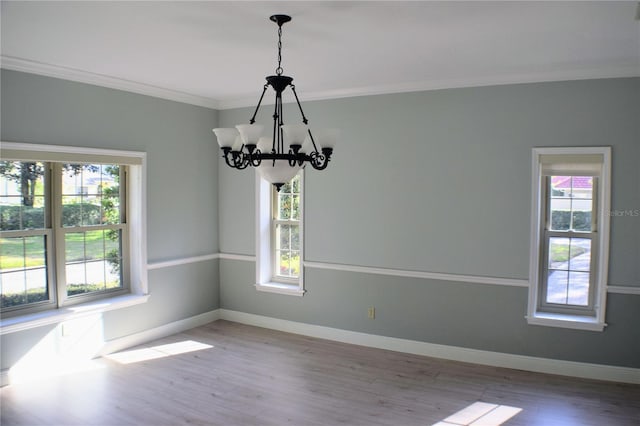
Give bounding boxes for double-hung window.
[0,143,147,321]
[256,171,304,296]
[528,147,611,331]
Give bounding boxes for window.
[0,143,147,319]
[272,175,301,282]
[528,147,611,331]
[255,170,304,296]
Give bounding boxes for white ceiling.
[2,1,639,109]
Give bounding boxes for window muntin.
[1,160,129,315]
[272,174,301,282]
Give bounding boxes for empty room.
[1,2,639,425]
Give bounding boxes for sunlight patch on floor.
[105,340,213,364]
[433,401,522,426]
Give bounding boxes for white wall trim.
[217,253,639,292]
[1,55,220,110]
[219,309,640,384]
[303,261,529,287]
[147,253,220,270]
[607,286,640,295]
[218,253,256,262]
[98,309,220,357]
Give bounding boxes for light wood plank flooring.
[1,320,639,425]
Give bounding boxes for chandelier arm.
[307,129,320,153]
[278,93,285,153]
[272,95,279,153]
[249,84,269,124]
[290,85,309,125]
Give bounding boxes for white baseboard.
[218,309,640,385]
[98,309,221,356]
[4,308,637,387]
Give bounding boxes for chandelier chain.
[276,25,283,75]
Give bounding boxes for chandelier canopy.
[213,14,338,191]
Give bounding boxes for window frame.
[528,147,611,331]
[0,142,148,324]
[255,170,305,296]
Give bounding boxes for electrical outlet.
[368,306,375,319]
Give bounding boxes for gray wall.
[1,70,220,369]
[2,70,638,371]
[219,78,640,368]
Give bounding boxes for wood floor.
[1,320,639,425]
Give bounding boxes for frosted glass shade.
[281,124,308,146]
[315,128,339,149]
[298,135,313,154]
[257,162,301,185]
[236,124,264,145]
[212,128,239,148]
[257,137,273,153]
[232,136,243,151]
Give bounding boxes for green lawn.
[0,231,115,269]
[550,243,587,263]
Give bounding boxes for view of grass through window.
[0,161,124,309]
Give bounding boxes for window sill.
[0,293,150,335]
[255,282,305,297]
[526,312,606,332]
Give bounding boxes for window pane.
[278,194,291,220]
[289,250,300,277]
[550,199,571,231]
[62,164,121,227]
[568,239,591,272]
[567,272,590,306]
[277,224,290,250]
[292,195,300,221]
[0,235,49,308]
[292,175,300,193]
[546,270,568,304]
[546,237,591,306]
[572,210,592,232]
[65,229,122,297]
[291,225,300,250]
[549,176,593,232]
[548,237,571,269]
[275,250,287,276]
[0,161,46,231]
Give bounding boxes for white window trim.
[255,170,305,296]
[0,142,148,333]
[527,147,611,331]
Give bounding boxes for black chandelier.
[213,14,338,191]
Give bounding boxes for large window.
[255,171,304,296]
[528,147,610,331]
[0,143,147,319]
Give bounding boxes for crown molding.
[218,64,640,110]
[0,55,220,110]
[3,55,637,111]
